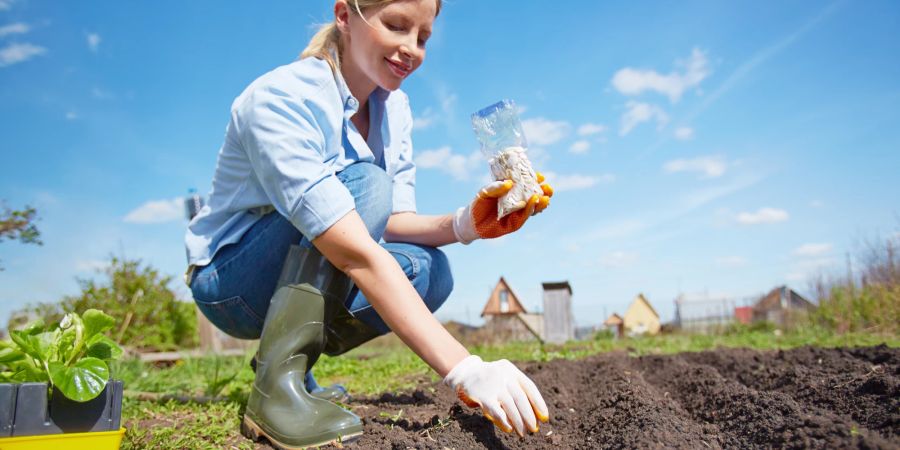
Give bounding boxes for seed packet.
[471,100,543,218]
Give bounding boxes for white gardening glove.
[444,355,550,436]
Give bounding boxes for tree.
[8,256,198,351]
[0,202,41,270]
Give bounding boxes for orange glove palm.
[453,173,553,244]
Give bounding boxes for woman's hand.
[452,172,553,244]
[444,355,550,436]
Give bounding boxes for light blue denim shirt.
[185,57,417,267]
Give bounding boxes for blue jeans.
[190,162,454,341]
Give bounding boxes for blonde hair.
[301,0,442,73]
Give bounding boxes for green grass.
[114,328,899,449]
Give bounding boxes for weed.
[378,408,404,429]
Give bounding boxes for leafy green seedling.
[378,409,404,430]
[0,309,123,402]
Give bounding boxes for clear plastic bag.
[471,100,543,218]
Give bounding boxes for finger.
[533,196,550,215]
[536,172,545,184]
[500,391,526,437]
[509,382,539,433]
[481,399,512,433]
[541,183,554,197]
[478,180,513,199]
[524,194,538,217]
[518,374,550,423]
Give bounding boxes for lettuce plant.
[0,309,123,402]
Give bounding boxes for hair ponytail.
[301,22,343,73]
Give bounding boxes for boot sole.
[241,415,363,449]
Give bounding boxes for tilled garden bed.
[337,345,898,449]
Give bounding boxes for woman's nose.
[399,37,421,61]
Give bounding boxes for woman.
[185,0,552,447]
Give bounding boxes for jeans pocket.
[195,295,265,340]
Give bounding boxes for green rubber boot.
[242,284,363,449]
[275,245,381,356]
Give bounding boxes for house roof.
[541,281,572,295]
[481,276,528,317]
[629,293,660,319]
[603,313,624,326]
[753,285,815,312]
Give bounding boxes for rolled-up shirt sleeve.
[236,86,355,240]
[392,95,417,214]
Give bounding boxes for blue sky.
[1,0,898,329]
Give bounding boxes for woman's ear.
[334,0,351,34]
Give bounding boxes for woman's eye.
[386,23,404,32]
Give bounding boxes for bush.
[806,231,899,334]
[592,328,614,340]
[723,320,777,336]
[8,256,197,351]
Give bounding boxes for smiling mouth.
[386,58,411,77]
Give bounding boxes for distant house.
[603,313,625,339]
[752,285,815,326]
[623,294,661,336]
[542,281,575,344]
[481,277,543,342]
[734,306,753,325]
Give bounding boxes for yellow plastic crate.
[0,428,125,450]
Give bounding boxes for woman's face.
[339,0,436,92]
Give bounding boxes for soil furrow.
[681,346,900,439]
[323,346,900,449]
[635,353,894,449]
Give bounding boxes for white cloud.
[663,155,727,178]
[124,198,185,224]
[0,42,46,67]
[569,140,590,154]
[75,259,107,273]
[0,1,14,11]
[65,111,78,120]
[786,255,839,282]
[599,251,639,268]
[521,118,570,146]
[587,219,646,241]
[619,101,668,136]
[414,146,481,181]
[0,22,28,37]
[810,200,824,208]
[674,127,694,140]
[736,207,789,225]
[544,171,614,192]
[413,89,457,131]
[91,87,114,99]
[611,48,710,103]
[577,123,607,136]
[87,32,101,52]
[792,243,832,257]
[716,256,747,267]
[412,107,435,130]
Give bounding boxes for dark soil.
[220,346,899,449]
[336,345,899,449]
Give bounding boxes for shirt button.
[348,98,358,108]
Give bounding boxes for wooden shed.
[542,281,575,344]
[603,313,625,339]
